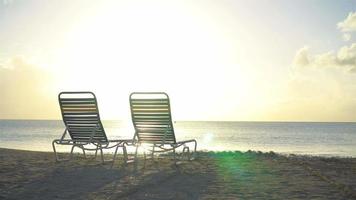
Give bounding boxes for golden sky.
[1,0,356,121]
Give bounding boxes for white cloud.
[337,43,356,66]
[338,12,356,32]
[294,11,356,72]
[342,33,351,41]
[314,51,338,67]
[293,46,310,67]
[338,12,356,41]
[293,43,356,73]
[286,12,356,121]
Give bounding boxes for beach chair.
[129,92,197,162]
[52,92,132,164]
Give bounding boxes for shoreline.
[1,148,356,199]
[1,147,355,159]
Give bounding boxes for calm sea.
[1,120,356,157]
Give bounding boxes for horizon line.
[1,119,356,123]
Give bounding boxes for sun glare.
[46,1,249,120]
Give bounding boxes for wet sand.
[1,148,356,199]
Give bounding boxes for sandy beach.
[1,148,356,199]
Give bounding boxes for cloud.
[293,43,356,72]
[338,12,356,32]
[338,12,356,41]
[293,46,310,67]
[0,56,58,119]
[287,11,356,121]
[342,33,351,41]
[294,11,356,72]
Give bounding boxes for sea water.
[1,120,356,157]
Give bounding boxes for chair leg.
[81,146,87,158]
[134,145,139,162]
[192,140,197,160]
[134,145,139,169]
[123,145,128,164]
[70,145,76,160]
[183,146,190,160]
[94,146,98,159]
[173,148,176,163]
[111,145,120,168]
[151,146,155,161]
[100,146,104,164]
[52,141,59,162]
[52,140,75,162]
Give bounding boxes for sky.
[0,0,356,121]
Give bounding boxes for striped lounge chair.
[129,92,197,162]
[52,91,132,165]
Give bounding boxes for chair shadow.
[9,157,212,200]
[109,158,213,199]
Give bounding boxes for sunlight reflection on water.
[1,120,356,157]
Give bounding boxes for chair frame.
[129,92,197,163]
[52,91,132,165]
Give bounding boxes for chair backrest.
[59,91,108,143]
[130,92,176,144]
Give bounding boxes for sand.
[1,148,356,199]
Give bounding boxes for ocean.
[1,120,356,157]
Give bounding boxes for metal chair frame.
[128,92,197,163]
[52,91,132,166]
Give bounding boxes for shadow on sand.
[8,157,212,200]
